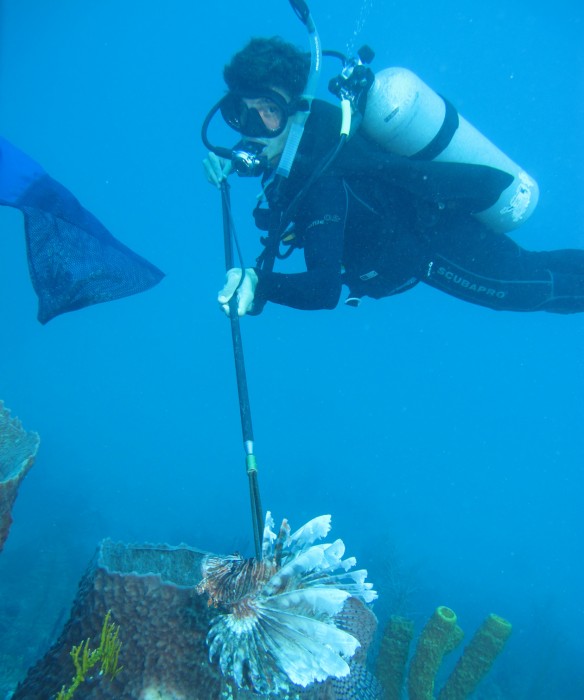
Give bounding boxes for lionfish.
[197,512,377,696]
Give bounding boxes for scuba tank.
[361,67,539,233]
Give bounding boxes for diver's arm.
[252,177,346,311]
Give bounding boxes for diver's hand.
[218,268,258,317]
[203,152,232,188]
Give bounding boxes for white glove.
[203,152,232,188]
[218,268,259,316]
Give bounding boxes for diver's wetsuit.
[252,101,584,315]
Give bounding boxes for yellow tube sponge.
[444,623,464,655]
[437,613,512,700]
[408,606,461,700]
[376,615,415,700]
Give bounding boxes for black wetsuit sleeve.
[253,176,347,310]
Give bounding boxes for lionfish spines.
[198,553,275,608]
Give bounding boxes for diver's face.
[242,88,292,165]
[242,96,286,132]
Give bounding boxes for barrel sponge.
[0,400,40,552]
[437,613,512,700]
[408,606,463,700]
[12,540,222,699]
[376,615,415,700]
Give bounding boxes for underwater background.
[0,0,583,697]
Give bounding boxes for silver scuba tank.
[361,67,539,233]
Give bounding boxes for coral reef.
[13,538,380,700]
[0,400,40,551]
[6,527,510,700]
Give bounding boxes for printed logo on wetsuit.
[435,266,507,299]
[306,214,341,230]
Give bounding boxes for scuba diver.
[203,36,584,318]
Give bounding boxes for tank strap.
[410,96,459,161]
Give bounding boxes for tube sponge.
[376,615,415,700]
[437,613,512,700]
[408,606,463,700]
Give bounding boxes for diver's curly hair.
[223,37,311,98]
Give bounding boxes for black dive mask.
[220,90,298,138]
[201,90,307,177]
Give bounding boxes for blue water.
[1,0,583,697]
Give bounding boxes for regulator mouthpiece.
[231,140,268,177]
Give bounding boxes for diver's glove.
[203,152,232,188]
[218,268,259,317]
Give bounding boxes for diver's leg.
[421,217,584,313]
